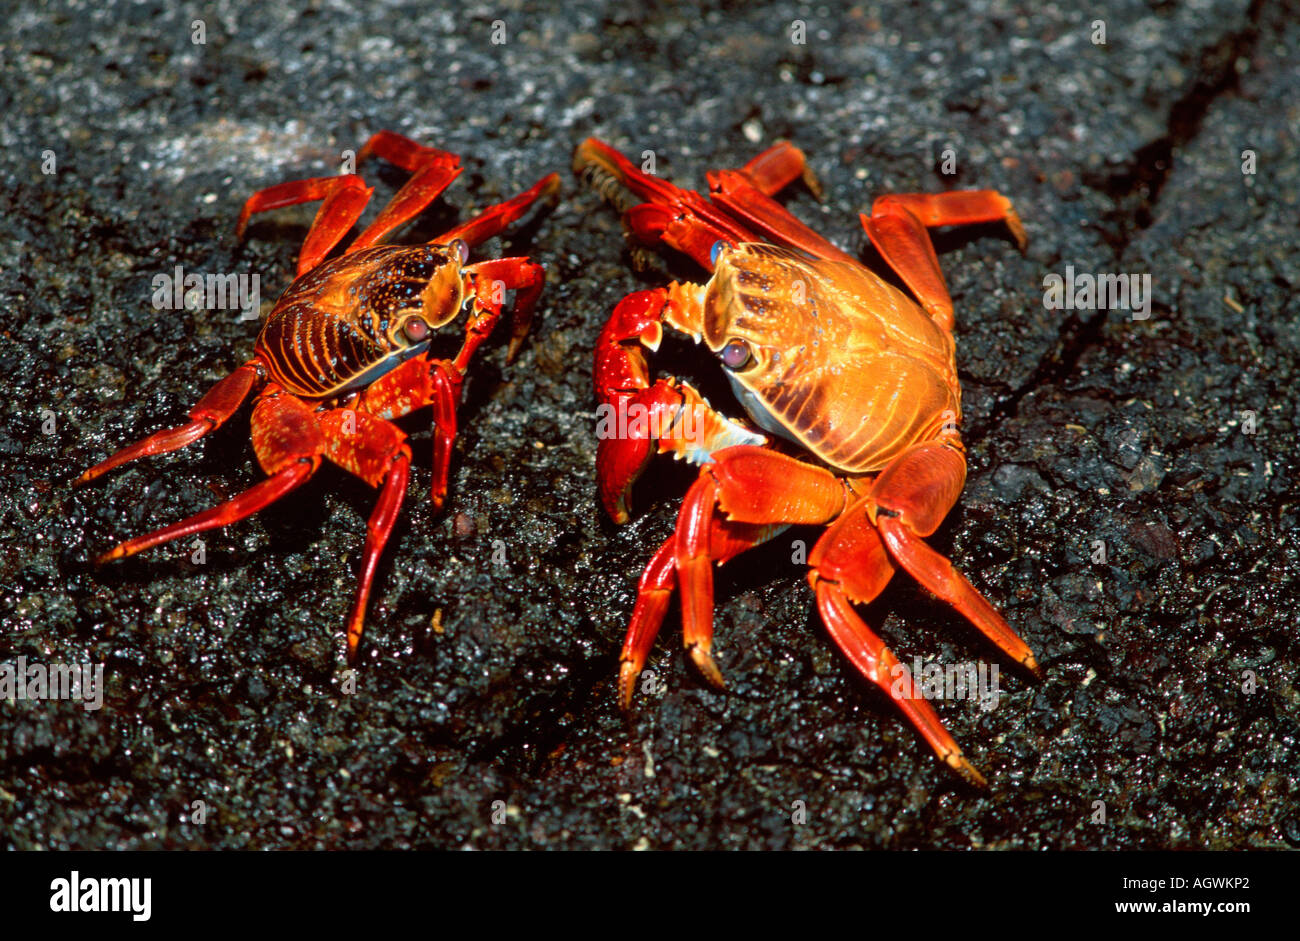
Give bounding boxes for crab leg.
[619,536,681,705]
[728,139,824,198]
[574,137,759,269]
[353,354,459,511]
[95,386,324,562]
[619,519,785,709]
[673,447,848,685]
[95,464,316,564]
[236,131,463,275]
[236,174,374,277]
[426,367,460,512]
[434,172,561,249]
[867,440,1040,675]
[627,441,1012,787]
[575,137,853,267]
[706,172,856,264]
[462,256,548,363]
[75,361,264,486]
[807,499,986,788]
[344,449,409,660]
[623,203,754,270]
[347,132,464,255]
[317,407,413,661]
[812,579,987,788]
[574,138,732,229]
[860,191,1026,331]
[706,142,856,263]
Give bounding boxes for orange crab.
[575,137,1038,785]
[78,131,558,661]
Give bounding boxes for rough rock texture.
[1,0,1295,849]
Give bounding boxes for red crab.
[575,137,1037,785]
[79,131,558,660]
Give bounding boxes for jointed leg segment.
[236,133,462,275]
[75,362,264,486]
[619,442,1035,786]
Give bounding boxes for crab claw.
[593,287,767,522]
[596,388,663,524]
[593,289,665,522]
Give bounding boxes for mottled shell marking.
[255,245,466,398]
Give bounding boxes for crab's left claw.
[593,288,765,523]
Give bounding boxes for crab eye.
[710,240,729,267]
[403,317,429,343]
[450,239,470,264]
[720,338,751,369]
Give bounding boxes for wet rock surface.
[1,0,1295,849]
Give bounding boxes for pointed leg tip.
[948,752,988,789]
[617,662,640,712]
[1006,212,1028,252]
[75,462,114,487]
[687,644,726,690]
[1023,652,1044,680]
[345,625,364,664]
[802,168,825,202]
[95,547,125,566]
